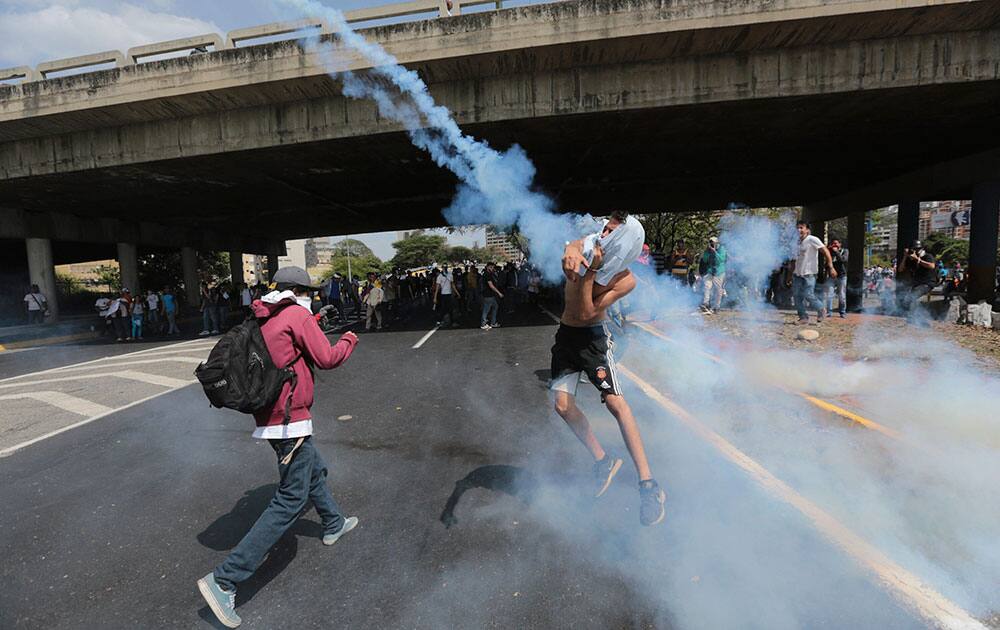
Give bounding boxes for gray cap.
[272,266,319,290]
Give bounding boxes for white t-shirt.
[146,294,159,310]
[436,273,453,295]
[24,292,46,311]
[794,235,825,277]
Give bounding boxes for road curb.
[0,331,99,352]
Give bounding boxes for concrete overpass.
[1,0,999,316]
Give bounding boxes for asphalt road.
[0,302,976,629]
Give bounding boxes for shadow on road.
[439,465,540,528]
[196,484,323,606]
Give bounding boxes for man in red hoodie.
[198,266,358,628]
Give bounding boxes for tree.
[93,264,121,291]
[330,238,375,259]
[321,253,385,280]
[923,232,969,266]
[391,234,447,269]
[136,250,230,292]
[471,246,502,263]
[445,246,474,263]
[636,211,722,254]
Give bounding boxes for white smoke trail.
[270,3,1000,627]
[277,0,596,281]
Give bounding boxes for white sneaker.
[323,516,359,546]
[211,329,220,334]
[199,330,210,336]
[480,324,491,330]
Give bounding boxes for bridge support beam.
[117,242,139,296]
[266,244,280,282]
[181,247,200,307]
[25,237,58,322]
[229,250,244,288]
[896,199,920,265]
[847,211,866,312]
[968,183,1000,305]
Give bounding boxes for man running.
[552,211,666,526]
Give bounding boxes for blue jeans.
[214,437,344,592]
[825,276,847,314]
[793,274,824,319]
[481,296,498,326]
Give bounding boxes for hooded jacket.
[250,290,357,439]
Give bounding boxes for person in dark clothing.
[825,239,849,317]
[896,239,936,321]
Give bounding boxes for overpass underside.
[1,0,1000,311]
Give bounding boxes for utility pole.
[342,237,352,280]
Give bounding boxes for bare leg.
[553,391,605,462]
[603,394,653,481]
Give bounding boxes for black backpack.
[194,305,301,423]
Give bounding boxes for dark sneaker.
[323,516,359,546]
[839,312,846,318]
[593,454,623,498]
[639,479,666,526]
[197,573,240,628]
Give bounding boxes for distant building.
[485,226,522,261]
[279,239,308,270]
[242,254,264,285]
[396,229,426,241]
[309,238,336,266]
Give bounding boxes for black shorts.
[549,323,621,401]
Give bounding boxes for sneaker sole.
[643,489,667,526]
[595,458,623,498]
[323,516,359,546]
[197,578,241,629]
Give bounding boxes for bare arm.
[561,239,589,282]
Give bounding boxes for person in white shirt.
[23,284,47,324]
[792,220,837,324]
[146,290,160,334]
[240,283,253,317]
[434,267,461,327]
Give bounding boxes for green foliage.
[330,238,375,258]
[923,232,968,265]
[471,246,503,263]
[636,211,721,254]
[445,246,474,263]
[55,272,84,294]
[92,264,121,291]
[137,250,230,292]
[321,253,385,280]
[391,234,447,269]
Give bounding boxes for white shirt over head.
[578,215,646,286]
[794,234,825,277]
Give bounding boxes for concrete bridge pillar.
[117,242,140,296]
[896,199,920,264]
[25,237,58,322]
[847,211,866,312]
[229,250,244,289]
[968,182,1000,305]
[266,244,280,282]
[181,247,200,307]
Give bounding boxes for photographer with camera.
[895,239,936,321]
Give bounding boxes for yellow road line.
[630,321,898,438]
[619,364,985,630]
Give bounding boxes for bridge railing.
[0,0,516,85]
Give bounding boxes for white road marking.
[0,370,193,390]
[0,337,211,384]
[412,326,441,349]
[0,391,113,417]
[619,364,986,630]
[44,356,204,374]
[0,384,196,458]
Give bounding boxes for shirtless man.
[552,211,666,526]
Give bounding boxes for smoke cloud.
[274,3,999,628]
